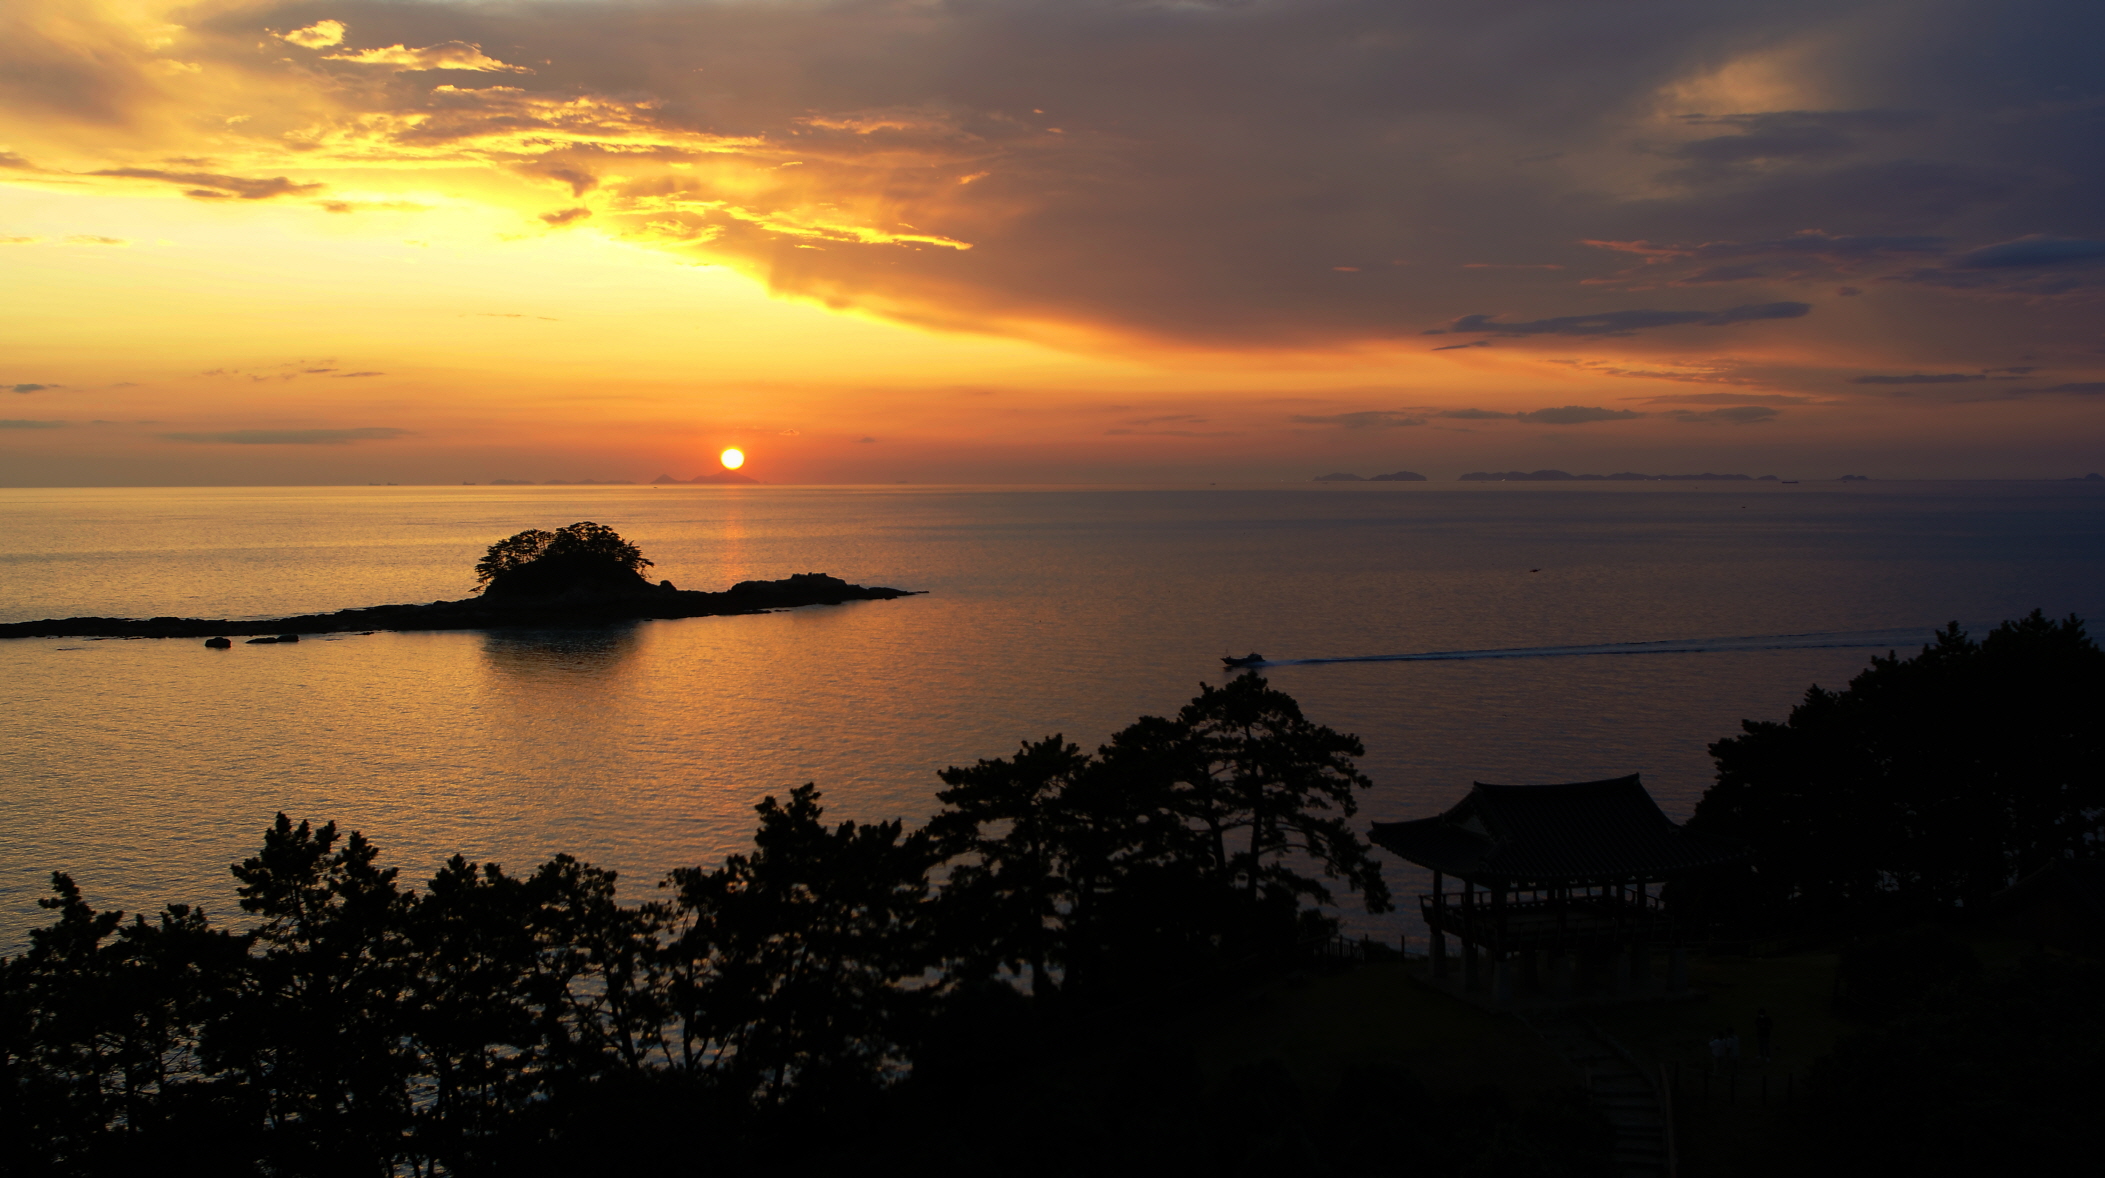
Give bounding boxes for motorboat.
[1221,652,1265,668]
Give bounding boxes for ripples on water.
[5,482,2103,948]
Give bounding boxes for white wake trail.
[1256,626,1959,667]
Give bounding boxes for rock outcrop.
[0,573,922,641]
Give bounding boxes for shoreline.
[0,572,922,640]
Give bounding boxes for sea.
[5,481,2104,951]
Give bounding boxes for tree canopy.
[1687,610,2105,929]
[473,522,654,599]
[1,675,1415,1175]
[928,673,1390,1002]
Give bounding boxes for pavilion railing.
[1417,889,1683,946]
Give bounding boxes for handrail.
[1422,896,1667,917]
[1661,1060,1679,1178]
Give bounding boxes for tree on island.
[473,522,656,600]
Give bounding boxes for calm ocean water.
[5,482,2104,949]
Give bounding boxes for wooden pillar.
[1462,881,1479,991]
[1430,870,1447,979]
[1632,879,1652,987]
[1491,883,1511,1004]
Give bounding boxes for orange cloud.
[325,42,535,74]
[274,20,346,50]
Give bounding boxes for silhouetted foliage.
[473,521,653,598]
[1806,954,2105,1178]
[471,528,556,588]
[1687,611,2105,930]
[664,785,936,1100]
[0,875,256,1177]
[1,677,1541,1177]
[929,674,1392,1004]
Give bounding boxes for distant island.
[653,471,759,485]
[0,522,919,641]
[477,474,757,485]
[487,478,635,486]
[1313,470,1427,482]
[1458,470,1779,482]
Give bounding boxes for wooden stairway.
[1527,1014,1674,1178]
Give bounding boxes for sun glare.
[720,448,746,470]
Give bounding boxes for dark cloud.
[1850,373,1987,385]
[1439,408,1512,419]
[11,383,55,393]
[520,161,599,197]
[334,371,386,378]
[1670,406,1781,424]
[1670,124,1854,167]
[1514,405,1642,425]
[1434,302,1809,337]
[1585,231,1948,266]
[88,168,323,201]
[1638,392,1812,404]
[2033,382,2105,395]
[157,427,411,445]
[0,418,67,429]
[1430,340,1491,351]
[1673,264,1767,285]
[1288,411,1428,429]
[319,199,429,214]
[0,150,33,169]
[1104,428,1239,437]
[1885,236,2105,295]
[1663,110,1933,177]
[540,207,593,226]
[1950,236,2105,270]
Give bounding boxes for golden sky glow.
[3,0,2101,483]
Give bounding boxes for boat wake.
[1255,626,1955,668]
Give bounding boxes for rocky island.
[0,521,921,641]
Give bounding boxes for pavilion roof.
[1368,774,1743,884]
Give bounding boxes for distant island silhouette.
[653,471,759,485]
[1,521,919,640]
[1313,470,1427,482]
[1458,469,1780,482]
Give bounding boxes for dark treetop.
[0,521,922,640]
[1,675,1461,1177]
[1687,610,2104,926]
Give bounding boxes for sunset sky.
[3,0,2101,484]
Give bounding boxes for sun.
[719,447,745,470]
